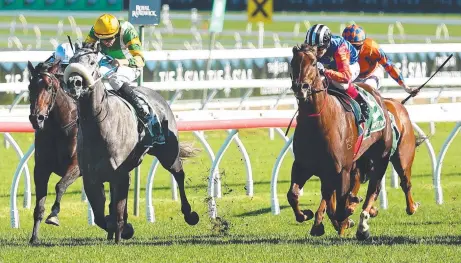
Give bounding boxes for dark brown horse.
[27,60,80,244]
[287,44,393,239]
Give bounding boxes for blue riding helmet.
[53,43,74,65]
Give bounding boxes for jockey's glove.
[316,62,325,75]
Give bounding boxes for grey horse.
[63,42,199,243]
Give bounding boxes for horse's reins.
[285,49,328,136]
[31,71,58,121]
[32,71,78,131]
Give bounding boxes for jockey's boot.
[354,93,369,123]
[118,83,165,145]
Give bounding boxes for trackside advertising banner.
[0,49,458,98]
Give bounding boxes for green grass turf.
[0,122,460,262]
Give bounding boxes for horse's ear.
[95,42,102,53]
[292,45,298,54]
[75,41,82,50]
[27,61,35,77]
[49,60,60,74]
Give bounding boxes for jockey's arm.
[118,25,145,68]
[84,27,98,44]
[323,44,352,83]
[377,48,411,92]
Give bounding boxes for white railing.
[2,104,461,227]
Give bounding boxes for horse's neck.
[77,82,109,125]
[51,87,77,126]
[299,78,333,128]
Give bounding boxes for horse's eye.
[90,61,95,66]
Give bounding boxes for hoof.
[302,210,314,221]
[356,230,370,241]
[121,223,134,240]
[296,209,314,223]
[184,211,200,226]
[310,223,325,237]
[29,237,38,245]
[407,202,420,215]
[369,207,379,218]
[45,215,60,226]
[105,215,116,232]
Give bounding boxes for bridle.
[30,71,59,122]
[291,48,329,117]
[30,69,78,131]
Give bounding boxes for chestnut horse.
[347,97,422,234]
[27,60,80,244]
[287,44,393,239]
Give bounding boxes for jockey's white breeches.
[100,65,141,91]
[330,62,360,90]
[354,67,385,90]
[355,74,381,90]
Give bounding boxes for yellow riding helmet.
[94,14,120,39]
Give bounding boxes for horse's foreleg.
[335,168,353,237]
[391,152,419,215]
[106,184,116,240]
[169,159,199,226]
[29,167,51,244]
[46,164,80,227]
[83,178,107,232]
[113,174,132,244]
[310,178,332,236]
[287,161,314,224]
[357,156,389,241]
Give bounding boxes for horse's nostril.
[37,115,45,121]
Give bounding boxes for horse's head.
[27,60,61,130]
[290,44,323,102]
[64,41,102,100]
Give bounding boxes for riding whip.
[401,53,453,104]
[67,35,74,52]
[284,109,298,137]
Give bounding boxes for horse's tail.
[415,134,428,148]
[179,141,201,160]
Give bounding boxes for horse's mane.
[34,62,53,73]
[293,44,317,62]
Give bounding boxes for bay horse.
[287,44,394,239]
[63,42,199,243]
[27,60,80,244]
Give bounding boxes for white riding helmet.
[53,43,74,65]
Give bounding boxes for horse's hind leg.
[168,159,200,225]
[287,161,315,224]
[391,150,419,215]
[357,156,390,240]
[29,166,51,244]
[45,165,80,226]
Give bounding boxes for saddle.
[327,86,363,125]
[107,89,162,137]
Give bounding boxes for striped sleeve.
[324,44,352,83]
[377,48,405,86]
[122,24,145,68]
